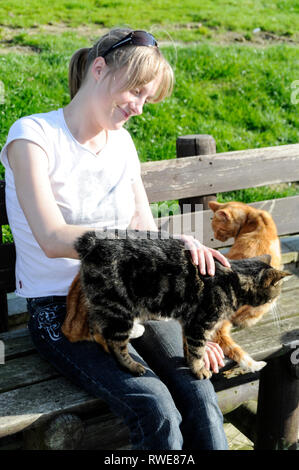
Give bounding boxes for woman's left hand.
[204,341,225,374]
[180,234,230,276]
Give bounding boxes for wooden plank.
[0,353,59,393]
[232,315,299,361]
[0,328,35,360]
[0,377,100,438]
[155,197,299,248]
[142,144,299,202]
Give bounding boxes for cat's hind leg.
[107,336,146,376]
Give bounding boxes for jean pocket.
[31,302,66,342]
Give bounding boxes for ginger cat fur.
[209,200,281,372]
[61,272,109,353]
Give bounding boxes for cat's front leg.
[184,335,212,380]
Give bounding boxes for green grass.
[0,1,299,221]
[1,0,299,41]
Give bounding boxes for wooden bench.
[0,134,299,450]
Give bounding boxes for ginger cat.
[209,200,281,372]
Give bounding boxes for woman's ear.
[91,56,107,80]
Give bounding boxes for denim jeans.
[27,296,228,451]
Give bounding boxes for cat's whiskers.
[269,301,282,332]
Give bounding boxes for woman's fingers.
[180,234,230,275]
[204,342,225,373]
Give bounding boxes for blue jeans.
[27,296,228,451]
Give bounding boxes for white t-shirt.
[0,108,141,298]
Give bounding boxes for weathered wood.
[0,377,100,438]
[176,135,217,211]
[0,328,35,360]
[23,413,85,450]
[214,380,259,414]
[225,401,257,443]
[142,144,299,203]
[0,353,59,393]
[255,351,299,450]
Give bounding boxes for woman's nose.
[131,97,145,116]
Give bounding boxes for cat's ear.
[262,269,291,288]
[209,201,224,213]
[215,210,230,222]
[255,254,272,265]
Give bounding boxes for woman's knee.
[125,379,183,450]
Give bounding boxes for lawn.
[0,1,299,211]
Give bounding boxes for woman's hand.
[204,342,225,374]
[180,234,230,276]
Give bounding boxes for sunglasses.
[101,30,158,58]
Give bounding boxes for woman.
[0,28,229,450]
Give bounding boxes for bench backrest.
[141,142,299,248]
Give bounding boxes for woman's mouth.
[118,106,130,120]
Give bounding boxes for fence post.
[176,134,217,211]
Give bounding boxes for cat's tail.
[74,229,128,259]
[74,231,98,259]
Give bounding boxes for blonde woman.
[1,28,229,450]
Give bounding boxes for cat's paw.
[129,322,145,339]
[239,354,267,372]
[190,359,212,380]
[130,361,146,376]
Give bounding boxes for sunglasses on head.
[101,30,158,58]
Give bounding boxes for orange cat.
[61,273,110,353]
[209,200,281,372]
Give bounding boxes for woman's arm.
[7,139,93,259]
[129,175,158,231]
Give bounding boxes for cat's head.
[209,200,254,241]
[228,255,290,307]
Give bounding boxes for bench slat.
[156,197,299,248]
[0,328,35,360]
[0,377,100,438]
[0,353,59,393]
[142,144,299,202]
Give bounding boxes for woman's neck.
[63,94,107,155]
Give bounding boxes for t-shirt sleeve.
[0,117,49,169]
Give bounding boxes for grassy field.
[0,1,299,207]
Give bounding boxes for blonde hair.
[68,27,174,102]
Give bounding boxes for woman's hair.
[68,27,174,102]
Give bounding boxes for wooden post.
[255,351,299,450]
[176,134,217,211]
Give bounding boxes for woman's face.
[90,59,160,130]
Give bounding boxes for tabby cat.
[61,229,288,379]
[209,200,281,371]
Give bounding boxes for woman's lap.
[26,296,228,450]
